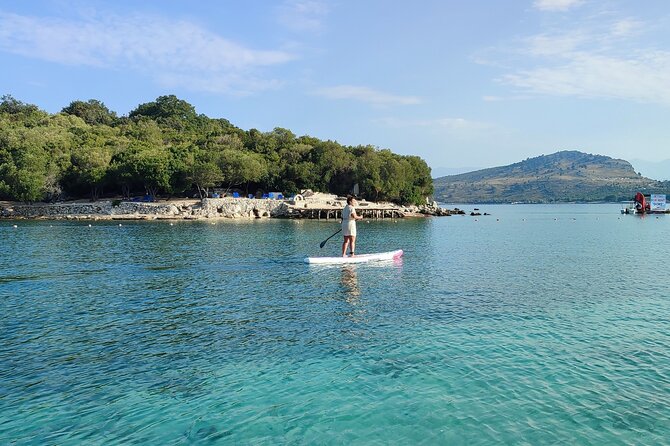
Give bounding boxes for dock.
[284,203,406,220]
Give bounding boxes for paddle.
[319,228,342,248]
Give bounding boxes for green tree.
[0,95,434,204]
[184,145,224,198]
[219,149,267,193]
[109,142,171,198]
[134,146,172,198]
[0,94,40,115]
[68,145,112,200]
[354,146,384,201]
[312,141,354,194]
[0,142,49,202]
[61,99,117,125]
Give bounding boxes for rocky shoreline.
[0,197,461,221]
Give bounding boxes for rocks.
[201,198,281,218]
[0,197,469,220]
[0,199,277,220]
[413,203,465,216]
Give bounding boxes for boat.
[305,249,404,264]
[622,192,669,215]
[633,192,651,214]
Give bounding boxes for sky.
[1,0,670,178]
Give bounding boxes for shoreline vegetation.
[0,192,460,221]
[0,95,433,208]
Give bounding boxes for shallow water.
[1,204,669,444]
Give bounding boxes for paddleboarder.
[342,195,363,257]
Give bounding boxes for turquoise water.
[1,204,669,445]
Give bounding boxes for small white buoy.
[13,224,18,228]
[118,223,122,227]
[169,223,174,226]
[88,224,92,227]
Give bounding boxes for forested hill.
[434,151,670,203]
[0,94,432,205]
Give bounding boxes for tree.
[191,160,223,198]
[0,95,435,204]
[0,142,49,202]
[61,99,117,126]
[134,145,172,198]
[184,145,224,198]
[108,142,171,198]
[0,94,40,115]
[129,95,201,134]
[355,146,384,201]
[219,149,267,193]
[312,141,354,194]
[68,145,112,200]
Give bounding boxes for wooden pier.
[285,203,405,220]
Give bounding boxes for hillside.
[433,151,669,203]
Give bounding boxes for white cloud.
[482,95,532,102]
[502,52,670,105]
[526,33,586,56]
[533,0,583,12]
[277,0,329,32]
[156,73,284,96]
[0,11,295,94]
[375,117,492,131]
[314,85,421,106]
[610,19,643,37]
[490,13,670,106]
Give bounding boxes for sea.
[1,204,669,445]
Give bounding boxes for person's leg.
[350,235,356,256]
[342,236,351,257]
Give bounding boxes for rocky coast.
[0,194,460,221]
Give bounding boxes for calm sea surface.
[1,204,669,445]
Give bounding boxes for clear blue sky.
[1,0,669,176]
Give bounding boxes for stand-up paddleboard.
[305,249,403,264]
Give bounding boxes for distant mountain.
[430,166,483,178]
[433,150,670,203]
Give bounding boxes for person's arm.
[352,208,363,220]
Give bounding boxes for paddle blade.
[319,228,341,248]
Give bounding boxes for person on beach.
[342,195,363,257]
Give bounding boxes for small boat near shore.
[305,249,403,265]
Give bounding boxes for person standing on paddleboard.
[342,195,363,257]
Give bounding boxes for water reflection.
[340,265,360,301]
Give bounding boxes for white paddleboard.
[305,249,403,264]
